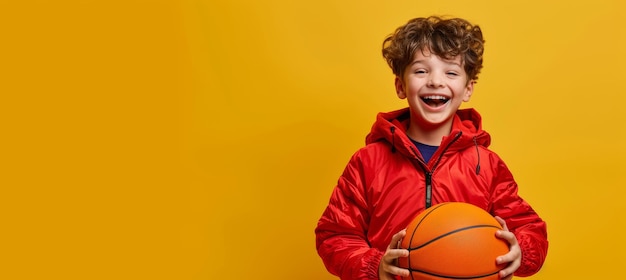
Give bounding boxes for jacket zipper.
[412,132,463,209]
[425,172,433,208]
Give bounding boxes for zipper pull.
[425,172,432,208]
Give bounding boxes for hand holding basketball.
[379,229,410,280]
[494,216,521,280]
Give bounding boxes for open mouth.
[421,95,450,107]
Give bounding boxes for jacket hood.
[365,107,491,157]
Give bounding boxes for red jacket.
[315,108,548,279]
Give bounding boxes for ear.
[395,76,406,99]
[462,80,475,102]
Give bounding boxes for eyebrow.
[410,59,463,67]
[447,60,462,67]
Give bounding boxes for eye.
[446,71,459,76]
[414,69,427,74]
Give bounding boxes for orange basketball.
[398,202,509,280]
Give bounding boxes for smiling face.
[395,49,474,136]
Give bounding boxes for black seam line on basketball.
[407,224,501,251]
[407,203,448,276]
[408,203,448,249]
[406,268,499,279]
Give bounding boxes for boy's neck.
[406,119,453,146]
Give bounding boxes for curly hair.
[382,16,485,82]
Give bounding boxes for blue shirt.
[410,139,439,163]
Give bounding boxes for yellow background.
[1,0,625,279]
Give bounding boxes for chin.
[418,114,454,128]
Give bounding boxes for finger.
[494,216,509,231]
[389,229,406,249]
[499,259,520,279]
[385,264,410,278]
[496,253,513,265]
[496,244,520,265]
[381,252,410,277]
[383,248,409,263]
[496,249,521,276]
[498,264,515,279]
[381,249,410,278]
[495,230,518,246]
[496,247,517,265]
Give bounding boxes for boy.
[315,16,548,280]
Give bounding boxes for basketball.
[398,202,509,280]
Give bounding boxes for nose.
[428,73,444,87]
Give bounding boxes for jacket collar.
[365,107,491,156]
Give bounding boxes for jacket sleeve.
[489,156,549,277]
[315,152,384,280]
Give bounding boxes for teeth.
[422,95,448,100]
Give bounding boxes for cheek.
[406,82,422,95]
[462,92,471,102]
[457,84,472,100]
